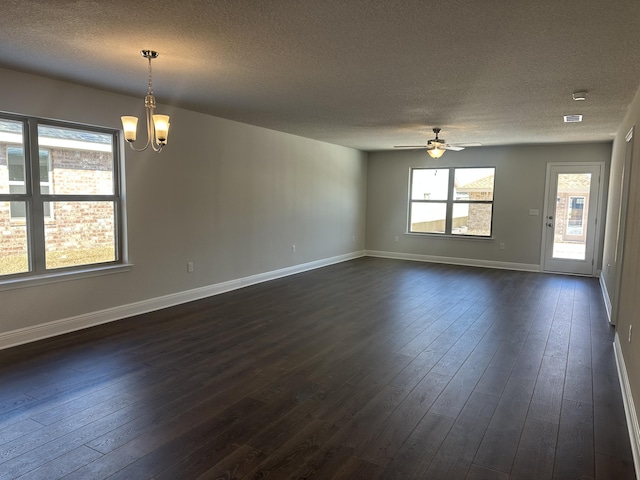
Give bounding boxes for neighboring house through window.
[8,147,52,219]
[554,173,591,243]
[409,167,496,237]
[0,114,122,278]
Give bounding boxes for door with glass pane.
[543,164,603,275]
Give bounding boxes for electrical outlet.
[187,261,194,273]
[499,243,505,250]
[629,325,633,343]
[394,236,399,242]
[292,244,296,253]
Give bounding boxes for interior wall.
[605,84,640,414]
[366,143,611,268]
[0,68,367,335]
[602,88,639,313]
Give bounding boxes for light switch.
[529,209,539,216]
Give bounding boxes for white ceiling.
[1,0,640,151]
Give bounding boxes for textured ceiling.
[1,0,639,151]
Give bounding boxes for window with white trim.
[0,114,122,278]
[409,167,495,237]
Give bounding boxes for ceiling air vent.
[563,114,583,123]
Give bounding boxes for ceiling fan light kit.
[427,128,446,158]
[427,146,446,159]
[394,127,475,158]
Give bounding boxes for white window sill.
[0,264,133,292]
[405,232,495,242]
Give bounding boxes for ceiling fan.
[394,128,480,159]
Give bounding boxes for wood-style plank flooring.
[0,257,635,479]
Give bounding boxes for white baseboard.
[365,250,540,273]
[600,273,614,324]
[0,251,365,351]
[614,332,640,476]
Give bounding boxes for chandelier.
[121,50,170,153]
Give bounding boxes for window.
[409,167,495,237]
[8,147,52,219]
[567,196,586,235]
[0,114,122,278]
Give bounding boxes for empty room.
[1,1,640,479]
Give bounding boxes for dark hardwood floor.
[0,257,635,479]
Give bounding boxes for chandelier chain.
[147,56,153,95]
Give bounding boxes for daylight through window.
[0,114,122,278]
[409,167,495,237]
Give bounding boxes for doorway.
[542,163,604,275]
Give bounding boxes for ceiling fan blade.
[395,131,482,151]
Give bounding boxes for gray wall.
[366,143,612,268]
[603,83,640,421]
[0,68,367,335]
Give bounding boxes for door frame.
[540,162,606,276]
[610,127,634,324]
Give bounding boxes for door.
[543,163,603,275]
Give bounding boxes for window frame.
[0,112,125,284]
[567,195,586,235]
[8,146,53,220]
[408,166,496,238]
